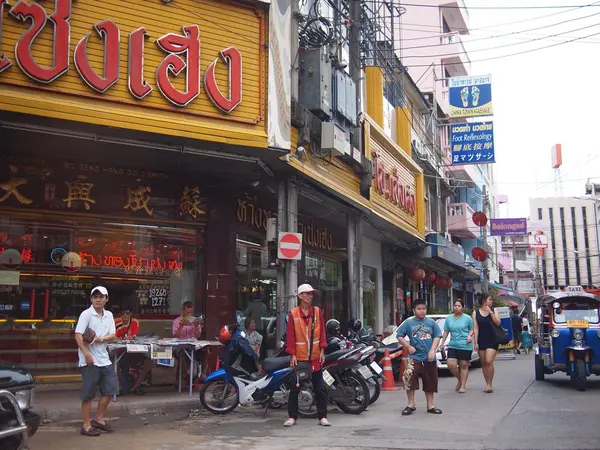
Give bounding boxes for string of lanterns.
[409,268,453,289]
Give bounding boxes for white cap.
[297,284,318,296]
[91,286,108,296]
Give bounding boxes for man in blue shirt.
[396,299,442,415]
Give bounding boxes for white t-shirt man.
[522,317,530,331]
[75,305,115,367]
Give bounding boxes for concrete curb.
[40,398,198,423]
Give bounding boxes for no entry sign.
[277,232,303,260]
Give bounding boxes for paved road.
[29,354,600,449]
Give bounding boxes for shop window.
[363,266,378,329]
[235,232,276,340]
[0,214,203,376]
[303,251,343,324]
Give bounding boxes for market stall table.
[109,338,222,398]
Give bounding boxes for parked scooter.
[199,325,315,417]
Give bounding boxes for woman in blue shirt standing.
[440,299,474,393]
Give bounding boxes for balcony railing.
[447,202,479,238]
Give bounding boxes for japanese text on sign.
[451,122,495,165]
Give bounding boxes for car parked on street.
[0,363,40,450]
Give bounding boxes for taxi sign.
[567,319,589,329]
[566,286,585,293]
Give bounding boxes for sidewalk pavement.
[35,383,199,422]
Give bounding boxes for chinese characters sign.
[0,156,208,223]
[448,75,493,118]
[451,122,495,165]
[0,0,266,147]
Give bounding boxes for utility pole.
[482,184,489,293]
[512,238,518,294]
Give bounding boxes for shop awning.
[488,281,515,294]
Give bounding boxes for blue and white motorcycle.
[199,327,316,417]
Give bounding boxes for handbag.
[295,307,316,383]
[492,322,510,346]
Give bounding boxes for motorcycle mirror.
[553,302,560,310]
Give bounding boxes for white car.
[383,314,480,370]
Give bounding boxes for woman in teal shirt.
[441,299,474,393]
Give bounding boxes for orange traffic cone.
[381,348,398,391]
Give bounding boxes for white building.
[530,197,600,289]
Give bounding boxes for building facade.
[530,197,600,290]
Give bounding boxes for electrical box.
[298,48,332,119]
[333,69,357,126]
[335,70,347,119]
[345,76,357,125]
[321,122,348,157]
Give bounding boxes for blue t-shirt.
[396,317,442,361]
[444,314,474,351]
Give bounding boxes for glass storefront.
[0,213,203,378]
[363,266,378,330]
[303,251,343,324]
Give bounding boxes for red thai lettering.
[0,0,11,72]
[74,20,120,93]
[128,27,152,100]
[372,151,416,215]
[156,25,200,107]
[9,0,71,83]
[204,46,242,113]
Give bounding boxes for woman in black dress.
[472,294,502,393]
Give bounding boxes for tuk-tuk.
[535,288,600,391]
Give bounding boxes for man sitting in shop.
[114,308,152,396]
[172,301,202,387]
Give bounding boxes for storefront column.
[276,180,288,347]
[285,180,298,311]
[347,215,358,320]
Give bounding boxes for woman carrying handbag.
[472,294,503,393]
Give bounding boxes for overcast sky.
[464,0,600,218]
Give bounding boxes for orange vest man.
[284,284,330,428]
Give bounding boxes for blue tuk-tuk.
[535,288,600,391]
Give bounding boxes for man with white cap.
[74,286,119,436]
[284,284,330,427]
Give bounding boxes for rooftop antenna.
[551,144,563,196]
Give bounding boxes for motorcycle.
[200,328,315,417]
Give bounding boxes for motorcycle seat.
[324,349,353,363]
[375,342,402,356]
[262,356,291,373]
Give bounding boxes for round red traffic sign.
[279,233,302,259]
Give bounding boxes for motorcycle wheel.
[297,382,319,419]
[199,380,239,414]
[334,371,370,414]
[367,377,381,405]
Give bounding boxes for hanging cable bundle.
[300,17,335,48]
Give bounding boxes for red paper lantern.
[434,276,445,287]
[472,247,487,262]
[425,271,436,284]
[445,278,453,289]
[472,211,488,227]
[409,268,426,282]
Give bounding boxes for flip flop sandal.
[401,406,416,415]
[484,388,494,393]
[80,427,101,437]
[427,407,443,415]
[458,389,466,394]
[91,419,115,433]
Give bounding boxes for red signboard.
[278,232,302,260]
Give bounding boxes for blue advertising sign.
[451,122,495,165]
[448,74,492,118]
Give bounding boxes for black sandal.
[401,406,416,415]
[427,407,443,415]
[80,427,100,437]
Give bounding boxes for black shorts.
[513,332,523,343]
[478,344,499,351]
[447,348,471,361]
[80,365,119,400]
